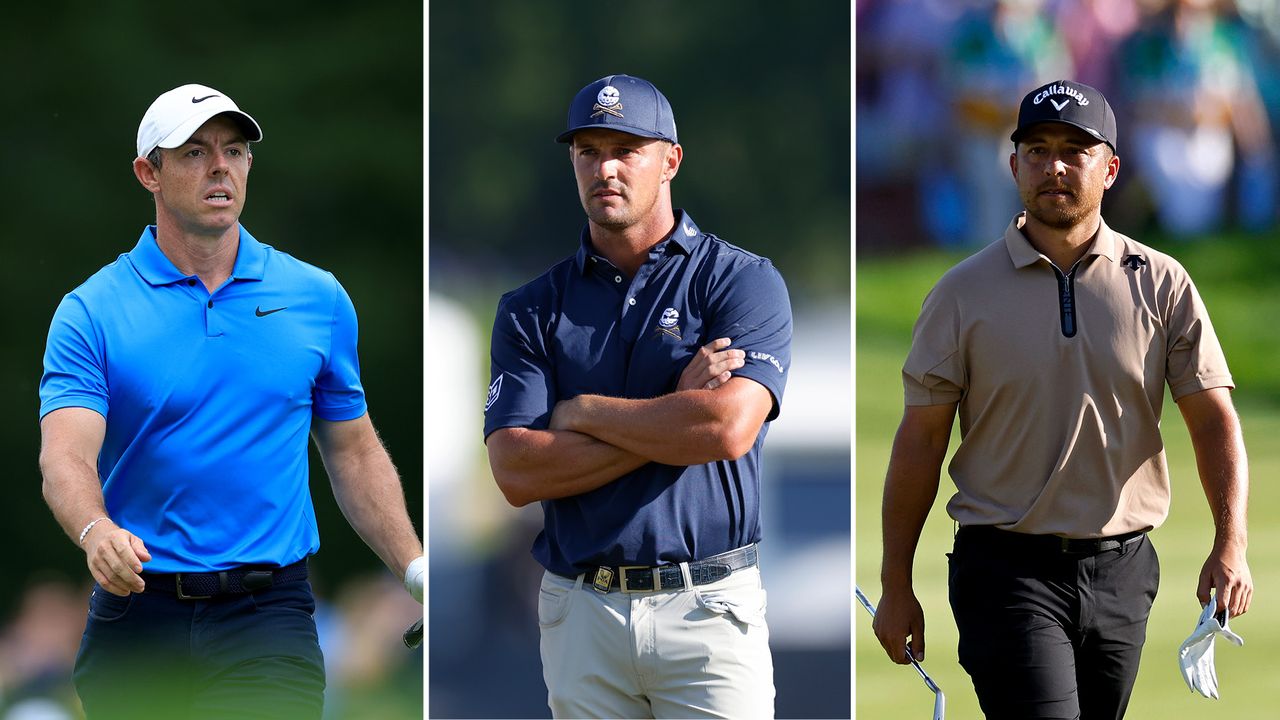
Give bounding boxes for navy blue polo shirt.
[40,226,367,572]
[484,211,792,576]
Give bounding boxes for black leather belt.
[958,525,1145,555]
[142,559,308,600]
[575,544,758,594]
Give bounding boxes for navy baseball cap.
[1011,80,1117,152]
[555,74,678,144]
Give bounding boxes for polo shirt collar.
[128,225,267,286]
[574,210,703,275]
[1003,212,1119,269]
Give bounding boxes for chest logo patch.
[1122,254,1147,272]
[653,307,682,340]
[485,373,503,412]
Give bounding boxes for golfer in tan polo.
[873,80,1253,719]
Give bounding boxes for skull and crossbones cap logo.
[556,74,678,144]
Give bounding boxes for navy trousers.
[73,578,326,720]
[949,527,1160,720]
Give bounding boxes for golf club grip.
[403,618,423,649]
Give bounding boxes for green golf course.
[855,233,1280,718]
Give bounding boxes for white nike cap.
[136,83,263,159]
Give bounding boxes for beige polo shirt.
[903,213,1233,537]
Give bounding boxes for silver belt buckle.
[618,566,659,593]
[174,573,212,600]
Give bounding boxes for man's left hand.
[1198,543,1252,618]
[677,337,745,391]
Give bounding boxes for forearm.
[555,387,761,466]
[880,407,952,590]
[40,449,110,546]
[487,427,649,507]
[322,440,422,579]
[1190,410,1249,551]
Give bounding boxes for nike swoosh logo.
[191,94,219,103]
[1050,98,1070,111]
[255,306,287,317]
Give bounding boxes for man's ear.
[663,142,683,183]
[1103,153,1120,190]
[133,155,161,194]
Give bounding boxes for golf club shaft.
[855,583,946,719]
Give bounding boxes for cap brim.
[555,124,671,143]
[154,109,263,152]
[1011,119,1113,150]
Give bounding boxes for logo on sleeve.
[749,351,785,373]
[1122,254,1147,272]
[485,374,503,412]
[653,307,682,340]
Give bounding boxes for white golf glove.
[1177,592,1244,699]
[404,556,425,604]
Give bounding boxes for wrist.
[559,395,589,433]
[78,516,111,547]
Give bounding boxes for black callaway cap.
[1011,80,1117,152]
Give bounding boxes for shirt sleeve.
[902,284,966,406]
[1165,273,1234,399]
[484,291,558,438]
[704,259,792,421]
[313,276,368,421]
[39,294,109,420]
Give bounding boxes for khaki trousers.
[538,564,774,719]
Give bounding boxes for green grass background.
[855,233,1280,718]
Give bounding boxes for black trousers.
[74,578,326,720]
[948,527,1159,720]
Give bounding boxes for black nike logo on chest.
[255,306,287,317]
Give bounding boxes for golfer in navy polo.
[485,74,792,719]
[38,84,424,720]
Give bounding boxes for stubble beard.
[1021,186,1103,230]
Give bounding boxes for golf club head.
[403,618,423,649]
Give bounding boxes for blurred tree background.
[429,1,851,306]
[1,4,422,714]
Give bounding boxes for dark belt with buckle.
[577,544,758,594]
[142,559,308,600]
[957,525,1145,555]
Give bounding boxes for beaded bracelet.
[78,517,109,546]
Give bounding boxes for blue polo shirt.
[484,211,792,576]
[39,226,367,572]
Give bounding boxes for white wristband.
[78,517,109,546]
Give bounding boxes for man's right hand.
[677,337,745,391]
[872,585,926,664]
[84,521,151,596]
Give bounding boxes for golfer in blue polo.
[38,83,424,720]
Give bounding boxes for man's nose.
[595,156,619,180]
[209,151,229,175]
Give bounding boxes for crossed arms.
[486,338,774,508]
